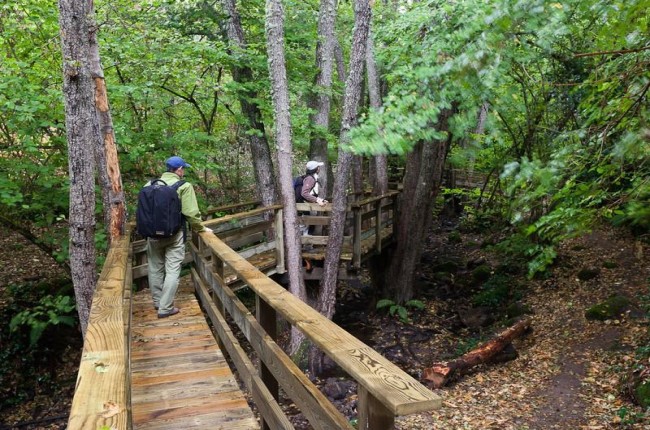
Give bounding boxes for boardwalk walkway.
[130,279,259,429]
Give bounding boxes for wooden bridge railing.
[68,228,132,429]
[68,193,441,429]
[190,203,441,429]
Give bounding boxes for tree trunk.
[311,0,371,375]
[423,318,531,388]
[222,0,277,206]
[365,34,388,196]
[265,0,307,354]
[57,0,99,337]
[87,0,126,243]
[352,155,363,195]
[383,111,453,303]
[308,0,338,199]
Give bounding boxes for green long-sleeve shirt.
[151,172,207,233]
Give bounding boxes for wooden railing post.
[211,249,226,350]
[353,206,362,269]
[375,199,382,253]
[358,385,395,430]
[274,208,285,274]
[256,296,278,430]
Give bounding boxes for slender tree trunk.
[352,155,364,195]
[383,111,453,303]
[467,102,489,178]
[265,0,307,354]
[222,0,277,206]
[334,39,347,84]
[311,0,371,376]
[87,0,126,242]
[308,0,338,198]
[366,34,388,195]
[58,0,99,336]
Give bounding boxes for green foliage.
[376,299,425,323]
[1,281,80,409]
[10,295,76,347]
[617,406,646,426]
[454,336,483,357]
[472,274,519,308]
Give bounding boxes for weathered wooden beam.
[68,231,131,430]
[197,234,442,418]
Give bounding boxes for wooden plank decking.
[130,280,259,429]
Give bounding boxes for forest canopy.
[0,0,648,276]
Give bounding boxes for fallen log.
[423,317,532,388]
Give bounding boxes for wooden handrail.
[204,199,262,218]
[204,205,283,227]
[68,228,132,429]
[349,190,400,208]
[194,231,441,429]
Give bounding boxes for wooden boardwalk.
[130,280,259,429]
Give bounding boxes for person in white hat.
[300,160,327,206]
[297,160,327,240]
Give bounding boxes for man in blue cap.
[147,156,212,318]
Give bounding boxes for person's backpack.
[293,175,306,203]
[293,174,317,203]
[136,179,186,238]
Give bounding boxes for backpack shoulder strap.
[170,180,186,190]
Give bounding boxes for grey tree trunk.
[334,39,347,84]
[352,155,364,195]
[307,0,338,198]
[265,0,307,354]
[222,0,277,206]
[58,0,100,337]
[87,0,126,243]
[383,111,453,303]
[366,34,388,195]
[318,0,371,325]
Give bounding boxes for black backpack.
[293,175,306,203]
[136,179,186,239]
[293,174,316,203]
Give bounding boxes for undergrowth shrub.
[0,281,79,411]
[472,274,520,308]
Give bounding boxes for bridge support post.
[353,207,361,269]
[211,250,226,351]
[375,199,382,253]
[274,208,285,274]
[256,296,279,430]
[358,384,394,429]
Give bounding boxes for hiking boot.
[157,307,180,318]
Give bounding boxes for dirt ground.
[1,221,649,429]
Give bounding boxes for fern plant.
[376,299,425,323]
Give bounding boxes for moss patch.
[634,381,650,408]
[585,295,630,320]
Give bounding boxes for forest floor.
[0,217,649,429]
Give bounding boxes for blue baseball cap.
[165,156,191,170]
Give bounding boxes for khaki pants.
[147,230,185,314]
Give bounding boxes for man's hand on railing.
[203,227,214,234]
[316,197,328,206]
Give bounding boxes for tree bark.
[423,318,531,388]
[308,0,338,199]
[311,0,371,376]
[265,0,307,354]
[365,34,388,196]
[58,0,99,337]
[222,0,277,206]
[87,0,126,243]
[383,110,453,303]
